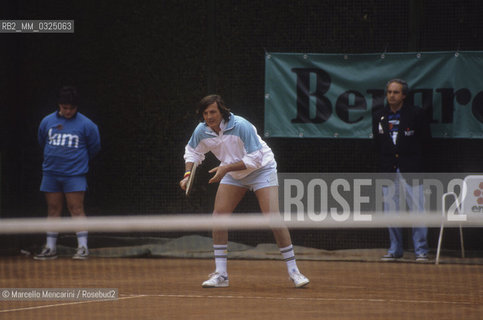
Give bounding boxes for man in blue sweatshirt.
[35,86,101,260]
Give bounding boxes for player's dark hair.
[197,95,231,122]
[386,79,409,96]
[58,86,79,106]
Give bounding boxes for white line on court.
[122,293,476,306]
[0,292,476,314]
[0,295,145,313]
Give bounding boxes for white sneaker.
[202,272,229,288]
[290,272,309,288]
[33,246,57,260]
[72,246,89,260]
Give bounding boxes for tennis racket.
[185,162,198,196]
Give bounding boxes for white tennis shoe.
[202,272,229,288]
[33,246,57,260]
[290,271,310,288]
[72,246,89,260]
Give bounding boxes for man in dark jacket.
[372,79,431,261]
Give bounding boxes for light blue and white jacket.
[184,113,276,180]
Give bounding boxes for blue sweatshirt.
[38,111,101,176]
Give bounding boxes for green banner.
[264,51,483,139]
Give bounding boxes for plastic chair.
[435,175,483,264]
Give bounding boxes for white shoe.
[73,246,89,260]
[202,272,229,288]
[290,272,309,288]
[33,246,57,260]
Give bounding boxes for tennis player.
[35,86,101,260]
[180,95,309,288]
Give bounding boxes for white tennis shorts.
[220,163,278,191]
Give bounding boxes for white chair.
[435,175,483,264]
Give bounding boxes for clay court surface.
[0,257,481,319]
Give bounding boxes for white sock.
[279,244,299,274]
[46,232,58,250]
[76,231,88,248]
[214,244,227,275]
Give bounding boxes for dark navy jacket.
[372,103,431,173]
